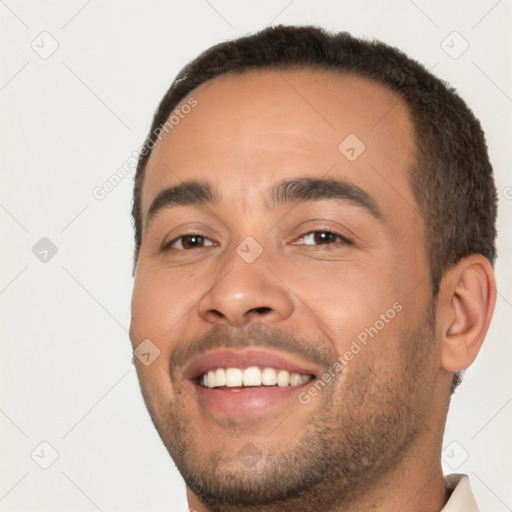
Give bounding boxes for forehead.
[141,68,418,219]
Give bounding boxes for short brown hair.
[132,26,498,390]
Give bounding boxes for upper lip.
[183,348,320,381]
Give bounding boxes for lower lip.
[191,381,314,416]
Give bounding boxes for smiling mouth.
[198,366,315,390]
[183,348,321,415]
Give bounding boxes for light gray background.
[1,1,511,511]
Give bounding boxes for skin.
[129,69,496,512]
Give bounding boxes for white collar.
[441,474,479,511]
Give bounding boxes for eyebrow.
[145,176,382,229]
[268,177,382,219]
[146,181,216,228]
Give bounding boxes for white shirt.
[441,474,479,511]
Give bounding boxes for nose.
[197,247,294,327]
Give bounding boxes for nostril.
[250,307,273,315]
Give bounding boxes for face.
[130,70,441,509]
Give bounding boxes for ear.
[437,254,496,373]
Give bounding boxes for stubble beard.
[139,308,435,511]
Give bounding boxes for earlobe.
[439,254,496,374]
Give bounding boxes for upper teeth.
[201,367,312,388]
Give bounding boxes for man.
[129,26,497,511]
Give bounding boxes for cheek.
[130,263,199,359]
[276,251,429,374]
[277,254,402,336]
[130,268,188,411]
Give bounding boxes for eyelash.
[162,233,215,251]
[293,230,352,247]
[162,230,352,251]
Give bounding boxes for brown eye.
[165,234,214,250]
[296,231,350,246]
